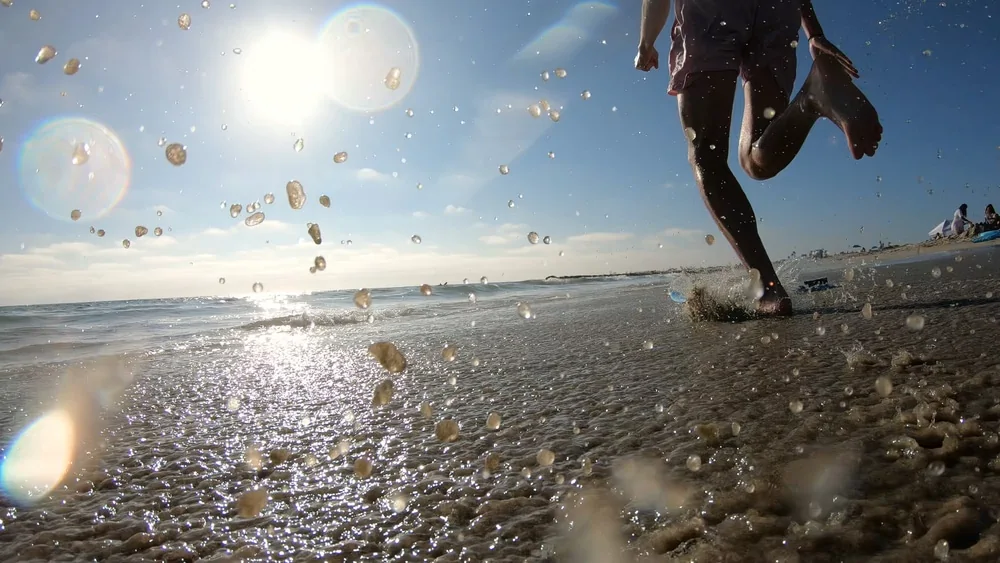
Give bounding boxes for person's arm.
[800,0,825,41]
[639,0,671,48]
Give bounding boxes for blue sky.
[0,0,997,305]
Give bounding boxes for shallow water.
[1,249,999,562]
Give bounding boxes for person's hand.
[808,36,858,79]
[634,43,659,72]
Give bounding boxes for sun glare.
[239,31,328,126]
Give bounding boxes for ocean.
[2,248,1000,562]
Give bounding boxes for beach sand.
[1,245,999,562]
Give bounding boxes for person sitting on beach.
[634,0,882,317]
[983,204,999,232]
[952,204,973,236]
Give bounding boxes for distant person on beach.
[634,0,883,317]
[952,203,973,236]
[983,204,999,232]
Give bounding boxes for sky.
[0,0,997,306]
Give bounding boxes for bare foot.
[804,54,883,160]
[757,285,793,317]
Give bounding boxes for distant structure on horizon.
[808,249,827,259]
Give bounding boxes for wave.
[235,307,420,331]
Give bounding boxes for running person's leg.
[669,0,791,315]
[677,72,791,315]
[738,0,882,180]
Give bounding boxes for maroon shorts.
[668,0,801,97]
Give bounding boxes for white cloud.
[511,2,619,65]
[0,230,740,305]
[412,211,429,218]
[29,242,101,256]
[444,205,469,215]
[196,220,295,238]
[658,227,703,239]
[436,91,565,194]
[566,232,634,244]
[0,73,37,114]
[356,168,391,183]
[479,235,510,245]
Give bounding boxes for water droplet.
[528,104,542,118]
[245,212,265,227]
[862,303,873,320]
[153,227,163,236]
[549,110,561,122]
[411,234,422,244]
[499,164,510,175]
[251,282,264,293]
[790,39,799,48]
[319,195,331,208]
[537,449,556,466]
[384,67,402,90]
[405,108,414,117]
[554,68,567,78]
[934,539,949,560]
[419,283,433,296]
[905,315,926,331]
[517,302,532,319]
[63,58,80,75]
[286,180,306,209]
[35,45,57,64]
[69,142,91,165]
[731,422,741,436]
[178,13,191,30]
[121,239,131,249]
[354,458,373,479]
[668,291,687,304]
[540,70,551,81]
[705,234,715,245]
[165,143,187,166]
[927,460,946,478]
[527,231,539,244]
[542,235,551,245]
[435,419,460,442]
[202,0,211,8]
[157,137,167,147]
[233,47,242,55]
[581,90,592,100]
[307,223,322,244]
[684,127,697,141]
[415,182,423,190]
[96,229,105,237]
[642,340,654,350]
[763,107,776,119]
[931,267,941,278]
[229,203,242,218]
[354,289,372,309]
[481,276,489,284]
[66,209,82,222]
[686,455,702,472]
[789,400,803,414]
[875,375,893,398]
[263,193,275,205]
[293,138,304,152]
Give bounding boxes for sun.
[239,31,328,126]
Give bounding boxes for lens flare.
[18,117,131,222]
[318,4,420,113]
[0,410,76,506]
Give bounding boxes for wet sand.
[1,246,999,562]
